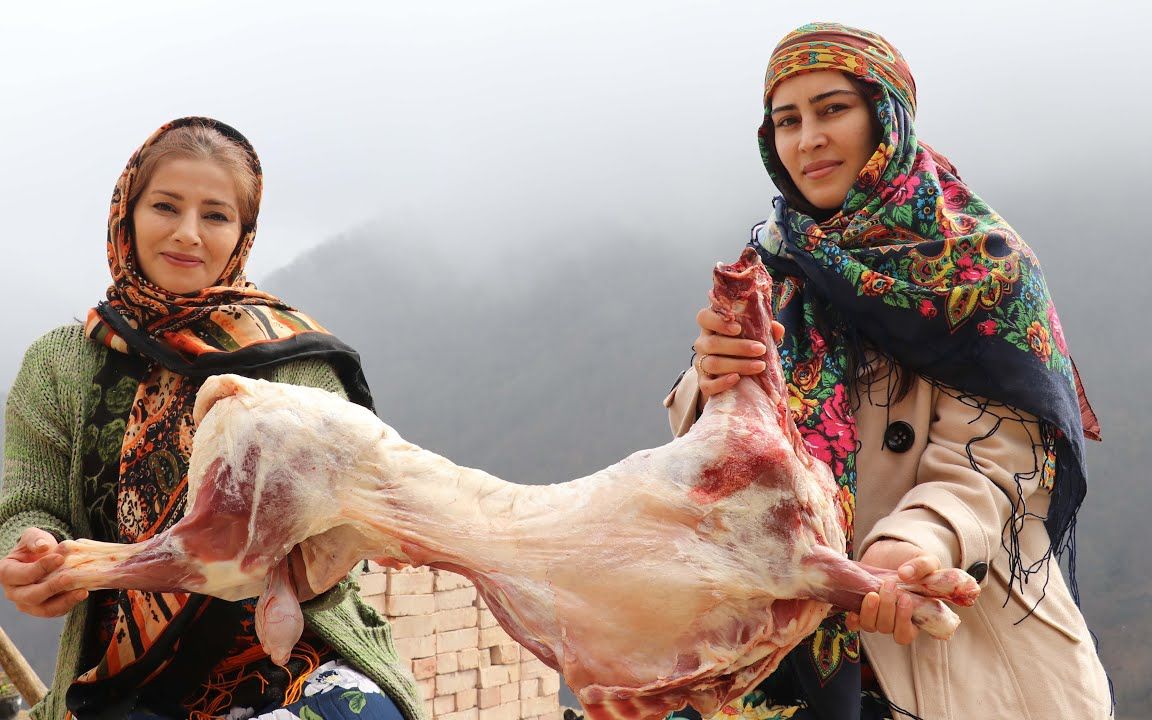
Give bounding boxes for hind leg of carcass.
[798,545,979,639]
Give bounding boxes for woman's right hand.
[693,308,780,398]
[0,527,87,617]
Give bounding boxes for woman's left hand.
[846,539,939,645]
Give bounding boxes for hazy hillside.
[263,224,718,485]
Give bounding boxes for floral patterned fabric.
[124,661,405,720]
[763,23,917,116]
[711,22,1100,720]
[252,661,404,720]
[84,117,371,400]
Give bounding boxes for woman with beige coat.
[664,23,1111,720]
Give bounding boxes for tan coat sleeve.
[861,389,1048,572]
[663,366,704,438]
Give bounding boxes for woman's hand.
[846,539,939,646]
[0,527,87,617]
[694,308,784,398]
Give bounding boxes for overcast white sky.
[0,0,1146,385]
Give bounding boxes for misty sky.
[1,0,1146,385]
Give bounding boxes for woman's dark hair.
[810,301,919,406]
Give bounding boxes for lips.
[802,160,842,180]
[160,251,204,268]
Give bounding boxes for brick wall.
[358,562,562,720]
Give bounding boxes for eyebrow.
[769,89,860,116]
[151,189,237,213]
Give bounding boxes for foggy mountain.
[264,224,714,487]
[0,182,1146,713]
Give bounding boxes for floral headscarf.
[85,116,371,378]
[747,22,1098,718]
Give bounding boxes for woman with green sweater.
[0,117,425,720]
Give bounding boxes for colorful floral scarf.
[70,117,373,719]
[745,23,1099,720]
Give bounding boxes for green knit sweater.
[1,324,426,720]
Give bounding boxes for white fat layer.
[62,356,969,720]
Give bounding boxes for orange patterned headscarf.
[85,116,332,357]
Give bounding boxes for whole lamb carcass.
[49,248,978,720]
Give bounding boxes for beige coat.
[664,364,1111,719]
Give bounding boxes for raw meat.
[50,249,978,720]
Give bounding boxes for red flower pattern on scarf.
[1048,304,1069,356]
[955,255,991,283]
[801,385,855,477]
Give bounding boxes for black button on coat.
[966,561,989,583]
[883,421,915,453]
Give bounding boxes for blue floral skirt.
[127,661,405,720]
[236,660,404,720]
